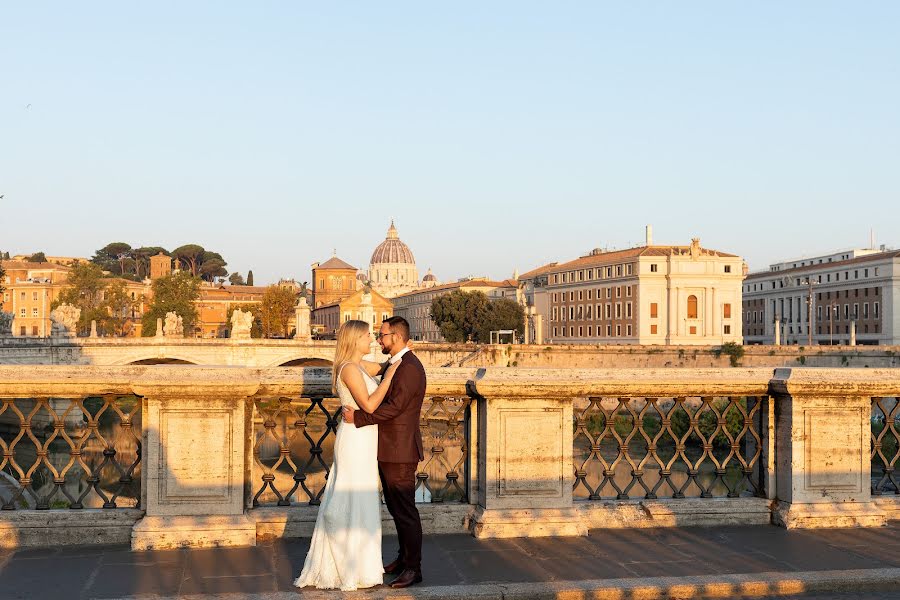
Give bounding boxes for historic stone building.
[311,288,393,337]
[742,247,900,345]
[392,278,518,342]
[368,221,420,298]
[543,237,744,345]
[311,256,361,309]
[2,261,71,337]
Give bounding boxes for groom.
[342,316,425,589]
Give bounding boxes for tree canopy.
[228,272,246,286]
[0,261,6,296]
[52,263,140,336]
[28,252,47,263]
[141,272,201,337]
[430,290,524,343]
[90,241,227,281]
[246,270,254,286]
[259,285,296,338]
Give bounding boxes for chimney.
[645,225,653,246]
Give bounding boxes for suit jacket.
[353,350,426,463]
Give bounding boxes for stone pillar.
[533,314,544,345]
[467,370,586,538]
[155,317,164,338]
[294,297,311,341]
[850,319,857,346]
[131,370,260,550]
[774,316,781,346]
[89,320,98,338]
[769,368,886,529]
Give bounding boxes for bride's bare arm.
[341,361,402,413]
[360,359,388,378]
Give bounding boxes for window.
[864,303,869,319]
[32,326,39,336]
[687,295,698,319]
[20,326,26,336]
[578,326,583,336]
[569,306,575,320]
[553,327,557,337]
[606,325,611,336]
[650,303,658,318]
[724,325,731,334]
[626,302,632,318]
[569,291,574,301]
[615,303,622,318]
[32,308,38,317]
[586,305,592,319]
[650,264,658,273]
[650,324,658,334]
[19,308,25,317]
[615,325,621,336]
[587,326,592,336]
[587,290,593,300]
[724,265,732,273]
[605,304,611,319]
[626,286,632,297]
[32,291,38,301]
[626,324,632,336]
[616,266,622,277]
[616,286,621,298]
[874,302,880,319]
[605,288,611,299]
[689,326,697,335]
[569,327,574,336]
[626,264,633,275]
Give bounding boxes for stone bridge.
[0,337,339,367]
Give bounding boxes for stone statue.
[163,311,184,337]
[50,304,81,337]
[230,309,253,340]
[0,311,12,335]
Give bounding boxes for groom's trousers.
[379,461,422,571]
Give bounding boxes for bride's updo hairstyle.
[332,319,372,394]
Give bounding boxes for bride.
[294,319,401,591]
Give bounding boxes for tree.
[246,270,254,286]
[226,303,262,338]
[142,272,201,337]
[198,251,228,282]
[0,260,6,296]
[28,252,47,263]
[430,290,490,343]
[91,242,132,275]
[104,279,141,337]
[259,285,296,338]
[228,272,245,286]
[172,244,205,277]
[52,263,111,335]
[474,298,525,343]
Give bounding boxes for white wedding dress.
[293,363,383,591]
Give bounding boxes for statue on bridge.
[163,311,184,337]
[50,304,81,337]
[230,309,254,340]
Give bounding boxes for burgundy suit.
[353,350,426,571]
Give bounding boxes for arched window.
[687,295,698,319]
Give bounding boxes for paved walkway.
[1,523,899,599]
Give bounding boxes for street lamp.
[804,277,817,346]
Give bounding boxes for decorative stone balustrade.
[0,366,897,549]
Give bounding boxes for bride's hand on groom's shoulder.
[386,360,401,377]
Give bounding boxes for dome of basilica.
[370,221,415,265]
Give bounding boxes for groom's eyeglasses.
[375,332,395,340]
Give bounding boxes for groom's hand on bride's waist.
[342,406,355,424]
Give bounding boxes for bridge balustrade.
[0,366,897,549]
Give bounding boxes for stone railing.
[0,366,897,549]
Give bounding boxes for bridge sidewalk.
[1,523,899,599]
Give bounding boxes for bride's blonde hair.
[332,319,372,394]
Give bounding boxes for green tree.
[91,242,132,275]
[246,270,254,286]
[142,272,201,337]
[28,251,47,263]
[259,285,296,338]
[104,279,141,336]
[52,263,110,335]
[226,303,262,338]
[474,298,525,343]
[198,251,228,282]
[430,290,490,343]
[228,272,245,286]
[172,244,205,277]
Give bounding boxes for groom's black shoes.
[389,568,423,589]
[383,558,404,575]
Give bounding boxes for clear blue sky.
[2,3,898,285]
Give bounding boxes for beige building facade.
[743,247,900,345]
[544,238,743,345]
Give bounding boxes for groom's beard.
[381,346,390,355]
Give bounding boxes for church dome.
[422,269,437,282]
[370,221,415,265]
